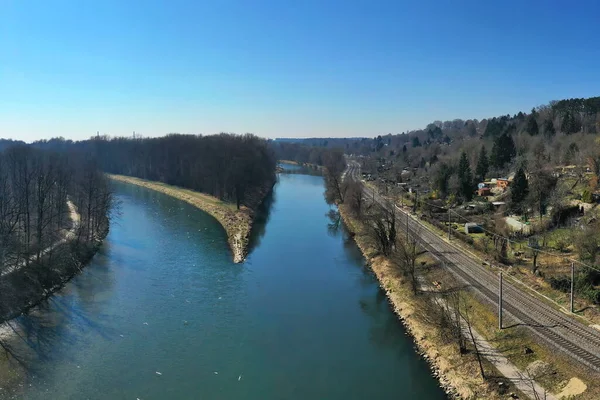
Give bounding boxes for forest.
[277,96,600,207]
[0,145,113,319]
[35,133,277,210]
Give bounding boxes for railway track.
[346,161,600,372]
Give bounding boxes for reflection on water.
[278,162,322,176]
[246,185,277,255]
[0,173,445,400]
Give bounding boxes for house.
[496,178,510,189]
[478,187,491,197]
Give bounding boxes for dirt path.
[465,320,557,400]
[1,200,80,277]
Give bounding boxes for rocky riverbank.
[338,204,506,399]
[108,174,272,263]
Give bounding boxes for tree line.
[0,145,112,273]
[270,141,329,165]
[35,133,277,210]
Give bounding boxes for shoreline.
[108,174,262,263]
[0,231,108,324]
[338,204,497,399]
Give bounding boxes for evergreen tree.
[490,133,516,169]
[561,112,581,134]
[475,146,489,182]
[543,119,555,137]
[484,117,506,137]
[511,167,529,210]
[526,115,539,136]
[457,151,473,201]
[412,136,421,147]
[433,163,453,199]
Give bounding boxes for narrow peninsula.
[108,174,259,263]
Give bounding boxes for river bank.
[107,174,264,263]
[0,208,108,324]
[338,204,506,399]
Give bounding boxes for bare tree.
[394,226,420,294]
[346,181,364,217]
[322,149,347,204]
[367,202,396,256]
[529,236,541,274]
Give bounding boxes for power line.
[380,179,600,275]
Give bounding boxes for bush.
[549,276,570,293]
[553,233,571,252]
[582,189,594,204]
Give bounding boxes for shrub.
[582,189,593,204]
[549,276,570,293]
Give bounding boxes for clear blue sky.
[2,0,599,141]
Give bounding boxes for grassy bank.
[108,174,254,263]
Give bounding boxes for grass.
[108,174,252,263]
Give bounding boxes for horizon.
[2,1,600,142]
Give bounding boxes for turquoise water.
[4,173,445,399]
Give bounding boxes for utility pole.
[448,210,451,241]
[498,271,503,330]
[413,190,418,213]
[570,262,575,313]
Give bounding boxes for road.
[346,160,600,372]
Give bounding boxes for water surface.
[4,173,445,399]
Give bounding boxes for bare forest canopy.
[32,134,277,210]
[274,96,600,157]
[0,145,113,320]
[0,139,26,152]
[273,96,600,199]
[0,146,112,269]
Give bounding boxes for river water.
[2,170,445,399]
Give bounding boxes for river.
[1,169,446,399]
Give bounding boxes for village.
[357,155,600,313]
